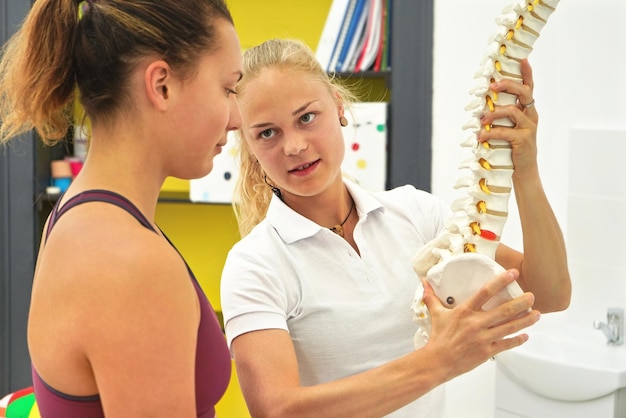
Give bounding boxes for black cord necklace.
[329,199,355,237]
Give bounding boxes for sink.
[496,322,626,401]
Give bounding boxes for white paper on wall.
[190,101,388,203]
[189,131,239,203]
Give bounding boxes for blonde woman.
[221,39,570,417]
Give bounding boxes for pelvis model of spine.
[411,0,560,349]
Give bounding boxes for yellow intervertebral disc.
[478,158,492,169]
[486,96,495,111]
[464,243,477,253]
[479,178,491,194]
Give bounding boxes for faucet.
[594,307,624,346]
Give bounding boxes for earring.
[339,116,348,127]
[264,175,282,200]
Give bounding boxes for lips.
[288,159,320,173]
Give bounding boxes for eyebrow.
[292,101,315,116]
[235,71,243,82]
[249,100,318,129]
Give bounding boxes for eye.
[299,112,316,124]
[226,88,238,96]
[259,128,275,140]
[446,296,455,306]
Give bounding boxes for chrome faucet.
[594,307,624,346]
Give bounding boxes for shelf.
[158,191,231,205]
[332,70,391,90]
[157,190,195,203]
[35,191,230,206]
[333,70,390,78]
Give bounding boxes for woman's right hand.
[422,268,540,379]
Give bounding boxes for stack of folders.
[316,0,391,74]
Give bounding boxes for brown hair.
[0,0,233,145]
[233,38,357,237]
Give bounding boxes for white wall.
[432,1,626,417]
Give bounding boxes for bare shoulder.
[29,201,199,395]
[34,200,195,304]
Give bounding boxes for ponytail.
[1,0,233,146]
[0,0,79,145]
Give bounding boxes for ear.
[333,89,345,119]
[144,60,172,111]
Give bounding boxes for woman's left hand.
[477,58,538,177]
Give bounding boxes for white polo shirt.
[221,180,451,417]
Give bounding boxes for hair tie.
[78,0,93,19]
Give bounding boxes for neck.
[283,181,352,229]
[68,129,165,222]
[330,198,354,237]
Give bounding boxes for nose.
[227,95,242,131]
[283,131,308,156]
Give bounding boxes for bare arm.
[232,270,538,418]
[87,234,201,417]
[483,59,571,312]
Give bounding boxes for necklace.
[329,199,355,237]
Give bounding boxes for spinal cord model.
[411,0,560,348]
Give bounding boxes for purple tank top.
[32,190,231,417]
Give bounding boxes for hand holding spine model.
[411,0,560,349]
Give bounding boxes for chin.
[175,163,215,181]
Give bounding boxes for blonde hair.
[233,38,358,237]
[0,0,232,145]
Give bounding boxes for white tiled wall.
[432,1,626,417]
[566,129,626,328]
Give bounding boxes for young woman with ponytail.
[0,1,243,416]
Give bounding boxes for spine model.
[411,0,560,349]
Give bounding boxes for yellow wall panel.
[154,203,240,312]
[161,176,189,193]
[216,361,251,418]
[229,0,333,51]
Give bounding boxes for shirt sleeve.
[220,239,291,348]
[392,184,452,240]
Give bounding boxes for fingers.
[491,332,530,356]
[489,308,540,356]
[520,59,534,91]
[465,269,519,311]
[423,269,540,371]
[421,278,444,312]
[464,269,539,333]
[488,59,536,117]
[477,103,538,173]
[475,276,540,351]
[478,105,534,131]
